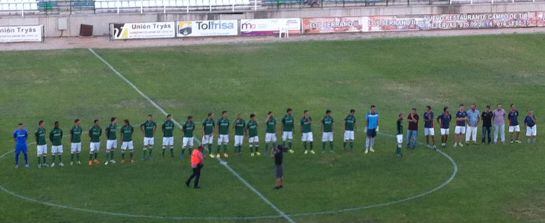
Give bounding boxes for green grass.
[0,34,544,223]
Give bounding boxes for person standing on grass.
[233,114,246,154]
[524,111,537,144]
[508,104,521,144]
[105,117,118,165]
[141,114,157,160]
[181,116,195,159]
[202,113,215,158]
[481,105,493,144]
[343,109,356,151]
[35,120,48,168]
[13,123,29,168]
[465,104,480,145]
[454,104,467,148]
[281,108,295,154]
[301,110,315,155]
[247,113,260,157]
[437,106,452,148]
[365,105,379,154]
[69,119,83,166]
[396,113,404,158]
[49,121,64,167]
[321,109,334,153]
[423,106,436,150]
[217,111,230,158]
[265,111,278,153]
[406,108,419,149]
[273,145,286,189]
[88,119,102,166]
[493,104,506,144]
[186,146,204,189]
[120,119,135,163]
[161,114,175,158]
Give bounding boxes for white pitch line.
[88,48,296,223]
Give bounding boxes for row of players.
[12,104,537,168]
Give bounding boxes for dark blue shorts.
[367,128,377,137]
[16,145,28,153]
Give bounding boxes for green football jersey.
[218,118,230,135]
[89,125,102,143]
[344,114,356,131]
[247,120,258,137]
[397,119,403,135]
[202,118,215,135]
[35,127,47,145]
[70,125,83,143]
[301,116,312,133]
[266,117,277,133]
[322,115,334,133]
[183,121,195,137]
[106,123,117,140]
[162,120,175,137]
[234,119,246,136]
[282,114,294,132]
[49,127,63,146]
[140,120,156,138]
[121,124,134,142]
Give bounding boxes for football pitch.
[1,34,544,223]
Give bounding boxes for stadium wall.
[1,2,545,37]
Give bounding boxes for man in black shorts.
[273,145,285,189]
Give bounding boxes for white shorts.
[89,142,100,153]
[234,135,244,146]
[265,133,277,143]
[322,132,333,142]
[143,137,154,146]
[202,134,214,145]
[526,125,537,136]
[509,125,520,133]
[344,130,355,141]
[455,126,466,134]
[249,136,259,144]
[396,134,403,144]
[37,145,47,156]
[162,137,174,147]
[218,134,229,145]
[71,143,82,153]
[52,145,63,154]
[302,132,314,142]
[282,131,293,141]
[106,140,117,150]
[424,128,435,136]
[440,128,449,135]
[121,141,134,151]
[183,137,194,148]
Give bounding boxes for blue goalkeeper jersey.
[13,129,28,146]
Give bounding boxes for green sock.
[148,149,152,157]
[51,155,55,163]
[143,150,147,159]
[110,151,114,160]
[330,142,334,150]
[170,148,174,157]
[94,153,98,160]
[89,154,93,161]
[162,149,165,157]
[343,142,347,149]
[70,154,74,161]
[288,141,292,149]
[37,157,41,165]
[265,143,269,152]
[58,155,62,163]
[42,156,47,164]
[130,152,133,159]
[121,152,125,159]
[303,142,307,151]
[310,142,313,150]
[76,153,80,161]
[350,141,353,149]
[322,142,326,151]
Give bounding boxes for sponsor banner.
[529,12,545,27]
[303,17,367,34]
[177,20,238,37]
[426,12,531,30]
[0,25,42,43]
[240,18,301,36]
[111,22,175,40]
[368,16,429,32]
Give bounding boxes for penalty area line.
[88,48,296,223]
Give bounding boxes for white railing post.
[254,0,257,10]
[163,0,166,13]
[21,2,24,17]
[186,2,189,13]
[470,0,473,4]
[232,3,234,11]
[140,0,143,13]
[209,0,212,11]
[491,0,494,4]
[117,0,120,14]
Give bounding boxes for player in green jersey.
[247,114,260,157]
[321,110,334,152]
[161,114,175,158]
[281,108,295,153]
[343,109,356,151]
[182,116,196,159]
[88,119,102,166]
[396,113,404,158]
[217,111,230,158]
[121,119,135,163]
[35,120,48,168]
[265,111,278,153]
[70,119,83,166]
[49,121,64,167]
[301,110,315,154]
[233,113,246,154]
[141,114,157,160]
[202,113,215,158]
[105,117,118,165]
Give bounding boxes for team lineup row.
[11,104,537,168]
